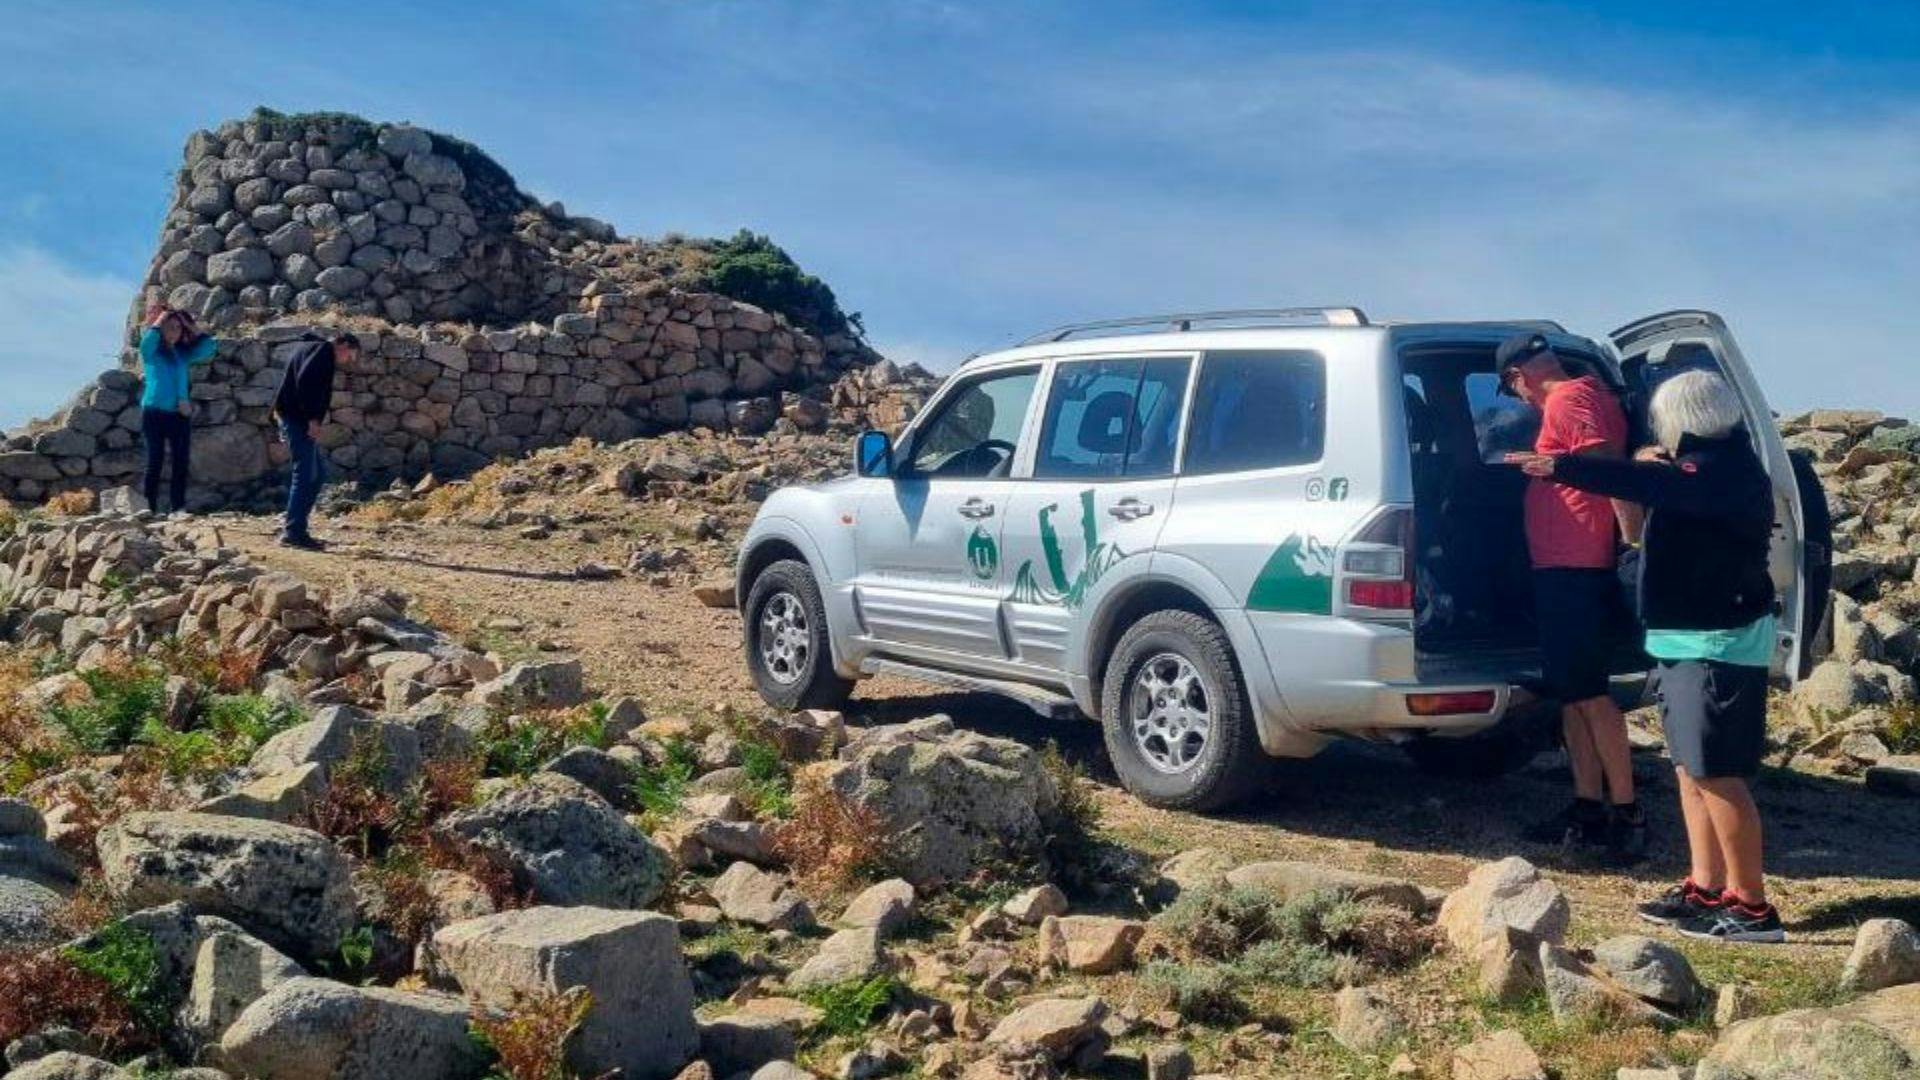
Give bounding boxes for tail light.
[1343,507,1415,615]
[1406,690,1498,716]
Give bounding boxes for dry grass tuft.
[43,489,97,516]
[774,769,891,896]
[470,987,594,1080]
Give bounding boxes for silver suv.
[736,309,1831,809]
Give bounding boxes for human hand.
[308,421,321,440]
[177,402,191,417]
[1634,445,1672,463]
[1504,452,1556,477]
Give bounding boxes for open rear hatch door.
[1609,310,1829,680]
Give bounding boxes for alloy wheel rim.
[758,592,810,685]
[1129,652,1211,773]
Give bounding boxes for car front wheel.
[744,559,853,711]
[1100,610,1266,811]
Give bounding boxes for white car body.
[737,308,1827,803]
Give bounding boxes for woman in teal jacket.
[137,305,217,513]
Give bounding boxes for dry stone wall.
[0,110,877,507]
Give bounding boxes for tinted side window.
[904,367,1039,478]
[1183,351,1325,474]
[1035,357,1191,479]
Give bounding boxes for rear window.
[1183,351,1325,474]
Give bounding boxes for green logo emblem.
[967,525,999,580]
[1328,477,1350,501]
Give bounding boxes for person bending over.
[1511,370,1784,943]
[271,331,355,551]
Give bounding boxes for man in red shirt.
[1497,332,1645,863]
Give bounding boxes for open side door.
[1609,310,1828,682]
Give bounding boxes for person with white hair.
[1509,369,1784,943]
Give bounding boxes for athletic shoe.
[1521,800,1607,847]
[1603,805,1651,867]
[1677,900,1786,944]
[279,533,327,552]
[1637,880,1723,926]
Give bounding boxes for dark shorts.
[1532,568,1620,703]
[1653,659,1769,779]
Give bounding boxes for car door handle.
[1108,498,1155,521]
[957,499,995,519]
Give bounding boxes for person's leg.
[141,409,166,511]
[1674,766,1725,890]
[283,421,312,538]
[1579,695,1636,805]
[167,412,191,513]
[1696,776,1765,904]
[1562,706,1604,801]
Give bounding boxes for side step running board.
[859,657,1085,720]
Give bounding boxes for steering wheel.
[934,438,1018,478]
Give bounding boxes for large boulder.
[432,906,698,1080]
[1697,983,1920,1080]
[1538,943,1680,1029]
[95,812,355,958]
[216,977,485,1080]
[785,926,887,990]
[438,774,670,908]
[468,659,586,709]
[707,861,814,931]
[1451,1029,1546,1080]
[0,874,69,948]
[248,706,422,797]
[5,1054,127,1080]
[191,425,271,484]
[986,996,1109,1062]
[815,716,1060,887]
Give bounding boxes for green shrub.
[62,921,168,1034]
[1141,959,1245,1024]
[478,707,608,779]
[46,658,168,753]
[801,974,899,1038]
[631,738,699,822]
[693,231,857,339]
[738,737,792,819]
[136,693,303,779]
[1156,884,1290,960]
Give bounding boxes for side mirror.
[854,430,894,478]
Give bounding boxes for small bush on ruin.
[1141,959,1247,1024]
[470,987,594,1080]
[774,771,891,896]
[738,736,793,819]
[477,705,607,779]
[0,649,71,794]
[1156,884,1292,961]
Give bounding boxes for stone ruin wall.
[0,111,877,507]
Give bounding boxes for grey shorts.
[1652,660,1769,779]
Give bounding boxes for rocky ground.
[0,403,1918,1080]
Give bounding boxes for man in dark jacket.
[271,332,355,550]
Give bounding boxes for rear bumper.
[1239,612,1530,751]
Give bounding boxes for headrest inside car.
[1076,391,1137,455]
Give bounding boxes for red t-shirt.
[1525,375,1627,569]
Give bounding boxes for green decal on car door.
[1011,488,1127,611]
[966,526,999,580]
[1247,533,1336,613]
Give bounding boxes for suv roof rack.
[1019,307,1369,346]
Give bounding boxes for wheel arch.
[1083,576,1223,706]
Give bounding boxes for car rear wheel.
[1100,610,1265,811]
[744,559,853,711]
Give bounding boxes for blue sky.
[3,1,1918,429]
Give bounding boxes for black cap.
[1494,332,1553,394]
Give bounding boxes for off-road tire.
[1100,610,1265,811]
[1401,701,1555,779]
[744,559,853,711]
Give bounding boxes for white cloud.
[0,246,134,430]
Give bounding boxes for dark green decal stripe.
[1247,534,1335,613]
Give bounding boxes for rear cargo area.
[1400,344,1542,663]
[1399,341,1653,689]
